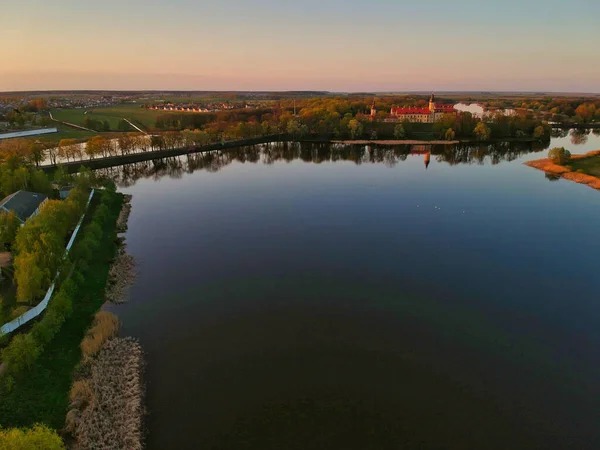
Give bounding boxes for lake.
[105,132,600,449]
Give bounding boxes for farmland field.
[51,104,161,131]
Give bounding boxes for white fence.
[0,189,95,336]
[0,128,58,140]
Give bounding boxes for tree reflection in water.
[94,141,548,188]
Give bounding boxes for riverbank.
[0,190,124,430]
[66,312,144,450]
[330,136,542,146]
[333,139,460,145]
[40,134,286,173]
[525,149,600,190]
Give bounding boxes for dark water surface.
[106,135,600,449]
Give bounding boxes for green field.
[51,104,161,132]
[569,155,600,177]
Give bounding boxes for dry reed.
[67,337,145,450]
[116,195,132,233]
[105,248,136,304]
[80,311,119,358]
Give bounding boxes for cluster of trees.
[482,97,600,124]
[0,138,49,167]
[548,147,571,164]
[1,184,118,380]
[83,116,110,132]
[432,111,551,141]
[12,174,94,305]
[0,157,52,200]
[0,110,52,130]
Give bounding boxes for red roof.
[391,107,431,115]
[435,104,455,111]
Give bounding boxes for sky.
[1,0,599,92]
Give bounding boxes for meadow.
[51,105,161,131]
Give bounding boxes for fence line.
[1,189,95,336]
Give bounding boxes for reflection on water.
[95,141,548,187]
[104,135,600,450]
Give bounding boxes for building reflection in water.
[93,140,547,188]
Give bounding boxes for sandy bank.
[524,150,600,191]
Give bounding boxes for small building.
[0,190,48,225]
[59,186,74,200]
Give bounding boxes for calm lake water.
[105,132,600,449]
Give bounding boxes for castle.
[370,94,456,123]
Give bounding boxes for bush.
[548,147,571,164]
[0,424,65,449]
[1,334,40,376]
[31,309,63,346]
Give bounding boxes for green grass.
[569,156,600,177]
[0,192,124,430]
[51,104,161,131]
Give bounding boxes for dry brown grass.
[524,158,571,174]
[70,379,94,407]
[105,248,136,304]
[116,194,132,233]
[66,337,144,450]
[80,311,119,358]
[524,149,600,191]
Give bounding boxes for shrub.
[31,309,63,346]
[1,334,40,375]
[50,291,73,321]
[548,147,571,164]
[0,424,65,449]
[80,311,119,359]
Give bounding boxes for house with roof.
[0,190,48,225]
[371,94,457,123]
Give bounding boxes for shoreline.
[333,139,460,145]
[524,149,600,190]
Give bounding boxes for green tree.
[445,128,456,141]
[286,119,300,137]
[0,211,20,247]
[1,334,41,375]
[0,424,65,449]
[548,147,571,164]
[103,120,110,131]
[14,252,47,304]
[393,124,406,139]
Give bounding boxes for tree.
[1,333,41,374]
[58,139,77,162]
[348,119,363,139]
[286,119,300,137]
[474,122,491,141]
[0,424,65,449]
[28,141,45,167]
[533,125,545,139]
[393,124,406,139]
[0,211,20,247]
[548,147,571,164]
[445,128,456,141]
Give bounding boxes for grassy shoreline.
[0,190,124,430]
[524,149,600,190]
